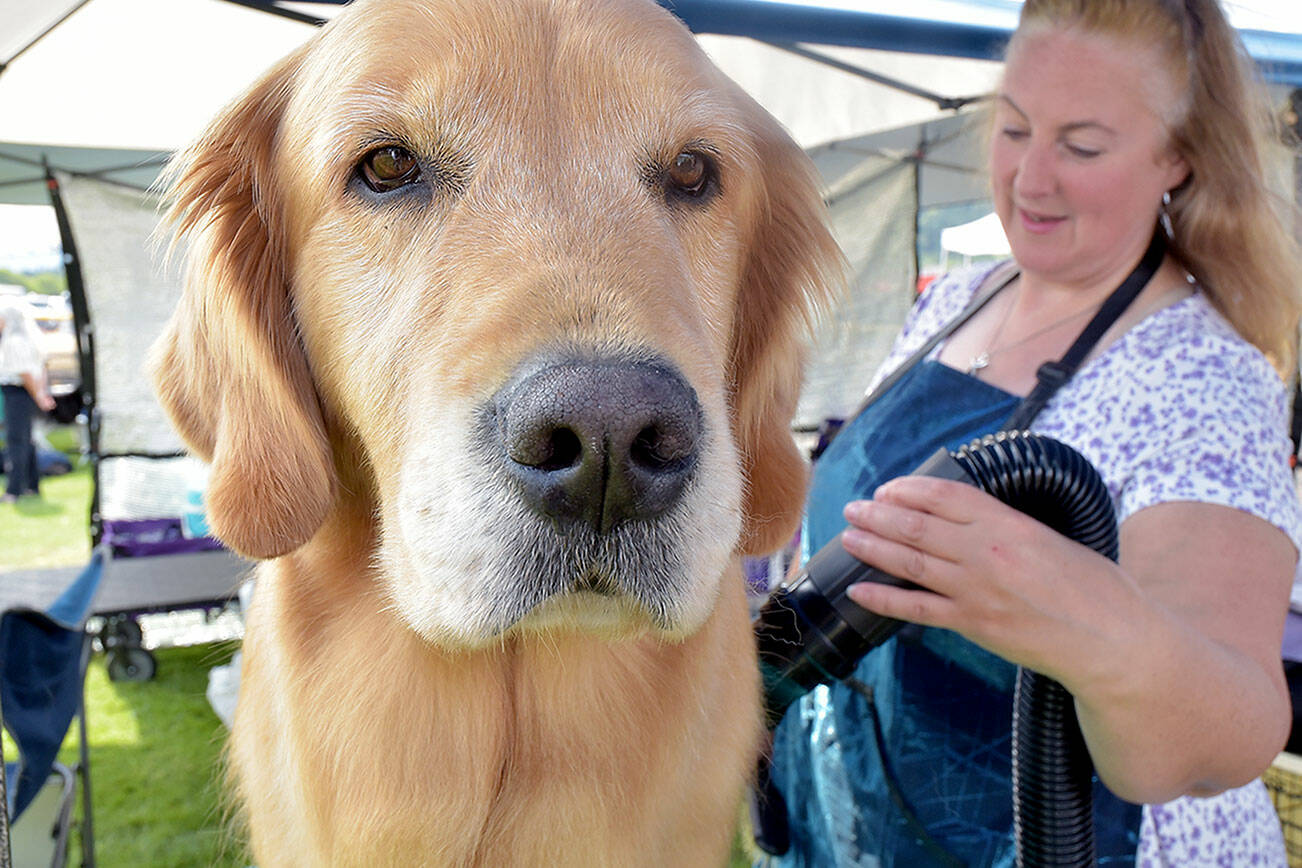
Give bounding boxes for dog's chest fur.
[228,542,760,867]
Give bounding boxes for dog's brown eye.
[359,146,421,192]
[666,151,714,198]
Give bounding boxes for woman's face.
[989,27,1189,288]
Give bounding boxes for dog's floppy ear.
[730,113,844,557]
[150,44,336,560]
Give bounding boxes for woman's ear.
[150,43,337,560]
[729,105,844,557]
[1160,142,1191,194]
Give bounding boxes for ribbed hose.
[951,431,1117,868]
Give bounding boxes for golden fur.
[151,0,840,864]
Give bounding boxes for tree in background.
[0,269,67,296]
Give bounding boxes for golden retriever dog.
[151,0,838,863]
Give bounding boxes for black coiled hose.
[753,430,1117,866]
[950,432,1117,867]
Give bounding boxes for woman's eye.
[1065,144,1102,159]
[665,151,717,199]
[358,146,421,193]
[1001,127,1029,141]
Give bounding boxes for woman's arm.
[20,370,55,413]
[1079,502,1292,799]
[840,479,1294,803]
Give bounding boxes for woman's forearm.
[1071,600,1289,803]
[20,371,42,399]
[19,371,54,411]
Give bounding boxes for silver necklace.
[967,287,1104,375]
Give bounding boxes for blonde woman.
[768,0,1302,864]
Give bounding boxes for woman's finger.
[840,525,963,595]
[872,475,1014,524]
[843,498,970,565]
[844,579,961,631]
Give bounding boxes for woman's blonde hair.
[1010,0,1302,374]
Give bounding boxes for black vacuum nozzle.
[754,447,971,726]
[751,431,1116,866]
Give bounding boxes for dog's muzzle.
[489,354,702,536]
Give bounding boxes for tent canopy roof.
[672,0,1302,84]
[0,0,1299,208]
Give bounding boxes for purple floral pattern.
[1140,788,1286,867]
[868,265,1300,865]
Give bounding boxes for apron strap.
[831,230,1166,449]
[1004,230,1166,430]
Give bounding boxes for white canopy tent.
[0,0,1298,438]
[3,0,1299,155]
[942,211,1010,262]
[0,0,1021,198]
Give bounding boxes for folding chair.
[0,550,102,868]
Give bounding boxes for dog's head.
[152,0,841,647]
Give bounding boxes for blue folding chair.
[0,549,102,867]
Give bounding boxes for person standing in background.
[0,299,55,503]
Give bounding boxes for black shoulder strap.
[823,230,1166,454]
[1003,231,1166,430]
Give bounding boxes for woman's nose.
[1014,143,1057,199]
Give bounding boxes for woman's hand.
[839,474,1296,802]
[839,475,1140,686]
[20,372,56,413]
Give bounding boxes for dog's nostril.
[630,425,682,471]
[631,426,661,469]
[492,356,702,533]
[538,428,583,472]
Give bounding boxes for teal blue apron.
[769,359,1141,867]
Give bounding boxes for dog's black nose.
[493,356,701,533]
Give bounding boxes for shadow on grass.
[12,497,65,518]
[62,642,248,868]
[0,450,92,570]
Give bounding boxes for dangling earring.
[1159,190,1174,239]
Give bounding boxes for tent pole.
[77,632,95,867]
[44,169,103,547]
[764,41,988,112]
[215,0,328,26]
[911,141,923,297]
[0,1,93,82]
[0,693,8,868]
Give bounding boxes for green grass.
[51,644,247,868]
[2,427,760,867]
[2,427,242,867]
[0,436,92,571]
